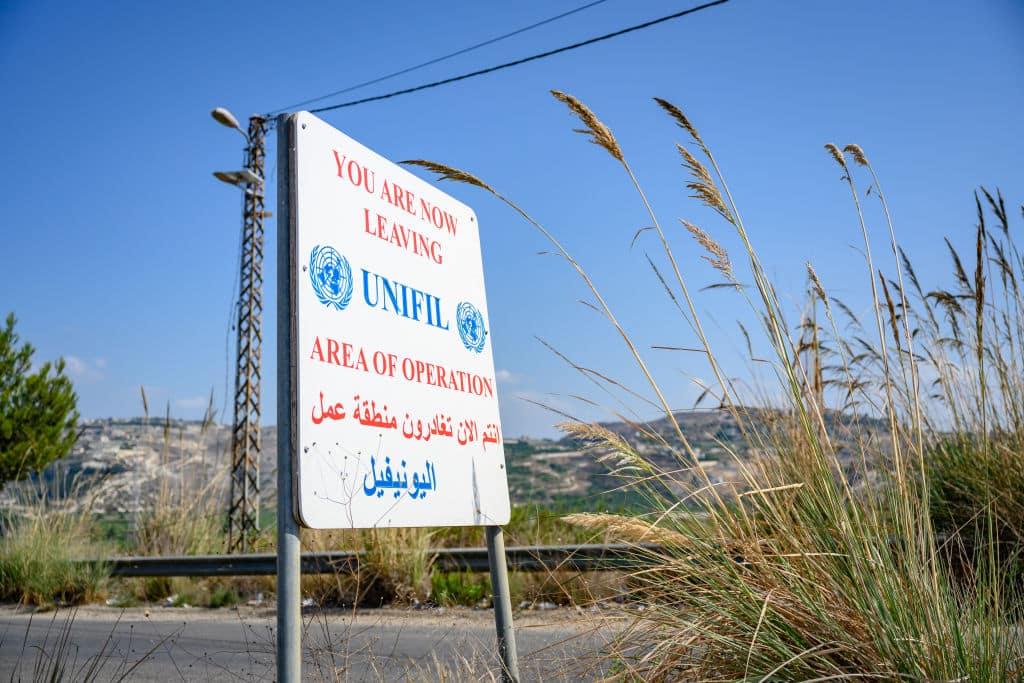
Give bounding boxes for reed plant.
[0,475,109,606]
[119,393,250,603]
[128,393,228,558]
[901,189,1024,576]
[406,93,1024,680]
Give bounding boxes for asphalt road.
[0,605,622,682]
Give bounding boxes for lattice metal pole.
[228,115,267,554]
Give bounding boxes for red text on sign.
[363,208,443,265]
[308,335,494,398]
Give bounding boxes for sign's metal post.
[276,113,302,683]
[486,525,520,683]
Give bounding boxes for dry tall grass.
[119,394,246,603]
[0,475,109,606]
[407,92,1024,680]
[122,390,232,559]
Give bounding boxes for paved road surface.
[0,605,622,681]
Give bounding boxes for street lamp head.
[236,169,262,185]
[211,107,247,137]
[214,169,262,190]
[213,170,243,185]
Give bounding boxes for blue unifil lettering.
[361,269,450,330]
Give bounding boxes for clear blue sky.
[2,0,1021,438]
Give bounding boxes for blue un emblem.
[456,301,487,353]
[309,245,353,311]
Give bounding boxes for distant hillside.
[504,407,890,509]
[0,418,276,516]
[0,409,889,514]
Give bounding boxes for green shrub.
[209,584,242,608]
[432,571,489,606]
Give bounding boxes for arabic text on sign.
[310,391,501,449]
[362,456,437,500]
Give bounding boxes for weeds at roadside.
[432,570,489,607]
[0,474,109,607]
[300,526,436,607]
[208,584,242,609]
[299,605,614,682]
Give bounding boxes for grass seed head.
[561,512,688,545]
[683,219,733,278]
[806,262,827,302]
[558,420,652,474]
[401,160,495,193]
[654,97,705,147]
[677,144,734,223]
[677,143,714,187]
[824,143,847,168]
[550,90,624,163]
[843,143,870,167]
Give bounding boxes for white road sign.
[289,111,511,529]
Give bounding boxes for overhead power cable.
[268,0,611,114]
[268,0,729,117]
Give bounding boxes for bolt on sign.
[289,111,511,529]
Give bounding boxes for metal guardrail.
[86,543,663,578]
